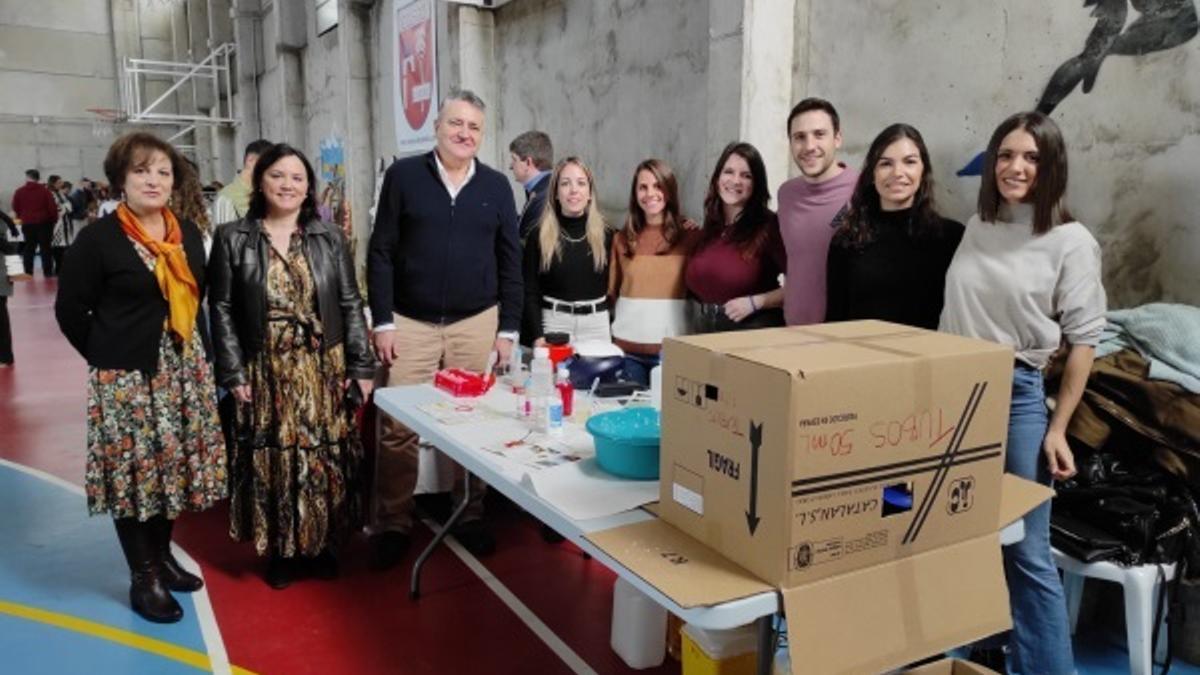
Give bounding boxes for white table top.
[374,384,781,630]
[375,384,1025,630]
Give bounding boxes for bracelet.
[748,295,758,311]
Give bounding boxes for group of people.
[370,91,1102,674]
[2,171,104,367]
[47,87,1102,675]
[8,170,92,279]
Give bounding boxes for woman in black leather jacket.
[208,143,376,589]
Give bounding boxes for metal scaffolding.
[120,43,238,127]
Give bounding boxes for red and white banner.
[393,0,437,153]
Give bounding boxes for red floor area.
[0,276,85,485]
[1,274,681,675]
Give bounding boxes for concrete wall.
[0,0,120,209]
[4,1,1191,308]
[491,0,711,219]
[795,0,1200,307]
[0,0,246,209]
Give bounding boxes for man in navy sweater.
[367,89,522,566]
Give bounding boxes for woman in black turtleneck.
[521,156,614,346]
[825,124,963,329]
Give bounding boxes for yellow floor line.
[0,599,255,674]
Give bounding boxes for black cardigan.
[55,212,209,373]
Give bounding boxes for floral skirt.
[85,330,227,519]
[229,331,362,559]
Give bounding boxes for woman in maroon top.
[684,142,786,333]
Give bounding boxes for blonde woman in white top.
[521,157,613,346]
[941,111,1105,674]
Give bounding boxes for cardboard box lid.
[585,519,773,608]
[586,475,1053,674]
[668,321,1012,378]
[781,534,1010,674]
[902,657,1001,674]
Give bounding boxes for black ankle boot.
[264,555,294,590]
[113,519,183,623]
[150,516,203,593]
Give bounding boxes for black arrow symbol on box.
[746,421,762,535]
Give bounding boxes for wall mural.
[318,135,352,248]
[959,0,1198,175]
[1038,0,1198,114]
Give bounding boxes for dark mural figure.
[1038,0,1199,114]
[959,0,1199,175]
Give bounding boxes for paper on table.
[417,400,502,426]
[521,458,659,521]
[481,437,585,472]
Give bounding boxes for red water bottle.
[556,366,574,417]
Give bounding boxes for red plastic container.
[434,368,494,397]
[548,343,574,368]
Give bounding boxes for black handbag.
[1090,496,1160,555]
[1050,511,1133,563]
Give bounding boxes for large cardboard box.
[657,321,1014,586]
[585,321,1053,673]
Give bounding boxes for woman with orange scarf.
[56,132,226,624]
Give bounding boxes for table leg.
[409,472,473,600]
[756,613,776,675]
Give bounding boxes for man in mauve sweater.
[367,88,521,567]
[777,98,858,325]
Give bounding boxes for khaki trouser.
[372,306,496,533]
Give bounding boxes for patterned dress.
[85,239,227,519]
[229,232,362,558]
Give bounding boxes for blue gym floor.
[0,461,234,674]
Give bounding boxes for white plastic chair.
[1053,547,1176,675]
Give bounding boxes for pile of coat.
[1048,303,1200,577]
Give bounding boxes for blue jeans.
[621,352,660,387]
[1004,365,1074,675]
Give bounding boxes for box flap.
[585,519,774,607]
[668,321,1010,378]
[903,658,1001,674]
[997,474,1054,529]
[782,534,1011,675]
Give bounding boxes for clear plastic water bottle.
[530,347,554,431]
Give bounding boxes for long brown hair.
[701,142,774,259]
[172,159,211,235]
[536,157,607,272]
[622,158,684,257]
[978,111,1073,234]
[835,124,945,250]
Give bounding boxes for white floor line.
[0,457,233,674]
[174,545,231,675]
[422,518,600,675]
[0,457,86,497]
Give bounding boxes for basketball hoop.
[86,107,122,139]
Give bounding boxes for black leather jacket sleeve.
[207,223,247,388]
[334,230,377,380]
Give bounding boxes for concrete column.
[230,0,264,166]
[739,0,796,198]
[456,6,498,168]
[705,0,797,198]
[341,0,377,267]
[706,0,745,177]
